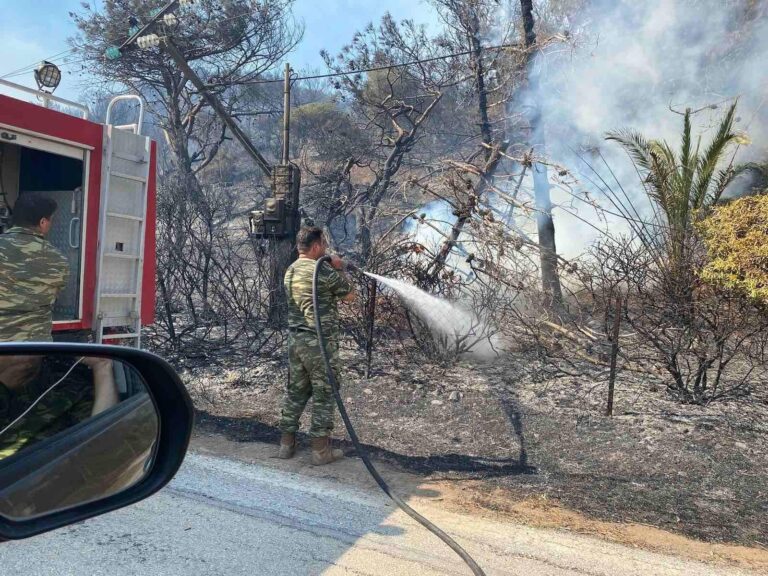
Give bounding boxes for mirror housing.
[0,343,193,540]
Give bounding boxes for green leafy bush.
[700,195,768,303]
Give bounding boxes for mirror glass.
[0,354,159,520]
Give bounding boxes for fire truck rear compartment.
[0,141,85,322]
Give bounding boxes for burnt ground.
[179,339,768,549]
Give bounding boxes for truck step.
[102,333,140,340]
[107,211,144,222]
[104,252,141,260]
[111,171,147,183]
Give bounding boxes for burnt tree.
[521,0,564,311]
[425,0,512,282]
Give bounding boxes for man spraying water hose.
[278,226,356,465]
[278,227,486,574]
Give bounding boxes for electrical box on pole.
[249,164,301,237]
[249,63,300,238]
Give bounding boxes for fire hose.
[312,255,486,576]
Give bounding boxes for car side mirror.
[0,343,193,540]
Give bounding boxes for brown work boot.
[311,436,343,466]
[277,433,296,459]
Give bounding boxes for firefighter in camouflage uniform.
[278,226,355,466]
[0,195,105,462]
[0,194,69,342]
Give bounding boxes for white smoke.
[404,1,767,265]
[524,0,768,256]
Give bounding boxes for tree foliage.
[70,1,301,357]
[71,0,300,175]
[700,194,768,303]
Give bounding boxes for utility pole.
[267,62,299,326]
[282,63,291,164]
[162,38,272,177]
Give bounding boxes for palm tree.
[606,103,744,267]
[603,102,751,338]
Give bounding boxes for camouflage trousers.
[279,330,341,438]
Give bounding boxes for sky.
[0,0,436,102]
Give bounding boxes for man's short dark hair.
[12,195,58,228]
[296,226,325,252]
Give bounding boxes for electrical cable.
[0,3,262,78]
[0,358,83,439]
[231,43,520,86]
[311,256,486,576]
[2,5,520,87]
[0,48,77,79]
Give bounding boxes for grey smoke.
[407,1,767,271]
[526,0,768,256]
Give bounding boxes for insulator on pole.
[105,46,122,60]
[137,34,162,50]
[163,13,179,27]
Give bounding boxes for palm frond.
[680,109,693,176]
[693,102,739,208]
[692,163,759,221]
[608,103,745,269]
[650,140,678,170]
[644,139,677,222]
[679,111,697,211]
[606,129,675,213]
[606,129,655,173]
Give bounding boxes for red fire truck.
[0,80,157,347]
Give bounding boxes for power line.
[229,42,521,86]
[2,4,522,90]
[8,40,521,94]
[1,6,271,81]
[0,48,77,79]
[3,53,86,79]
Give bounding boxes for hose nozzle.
[345,261,361,273]
[335,253,362,274]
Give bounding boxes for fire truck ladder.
[94,95,151,348]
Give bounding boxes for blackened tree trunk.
[426,2,503,282]
[521,0,564,312]
[468,7,493,159]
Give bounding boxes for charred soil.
[178,339,768,551]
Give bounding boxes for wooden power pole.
[267,63,300,326]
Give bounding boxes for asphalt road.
[0,452,759,576]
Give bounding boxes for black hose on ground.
[312,256,486,576]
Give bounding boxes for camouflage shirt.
[0,360,94,460]
[284,258,352,337]
[0,226,69,342]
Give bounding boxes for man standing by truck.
[0,194,69,342]
[278,226,355,466]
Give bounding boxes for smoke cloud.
[406,1,767,264]
[526,0,768,256]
